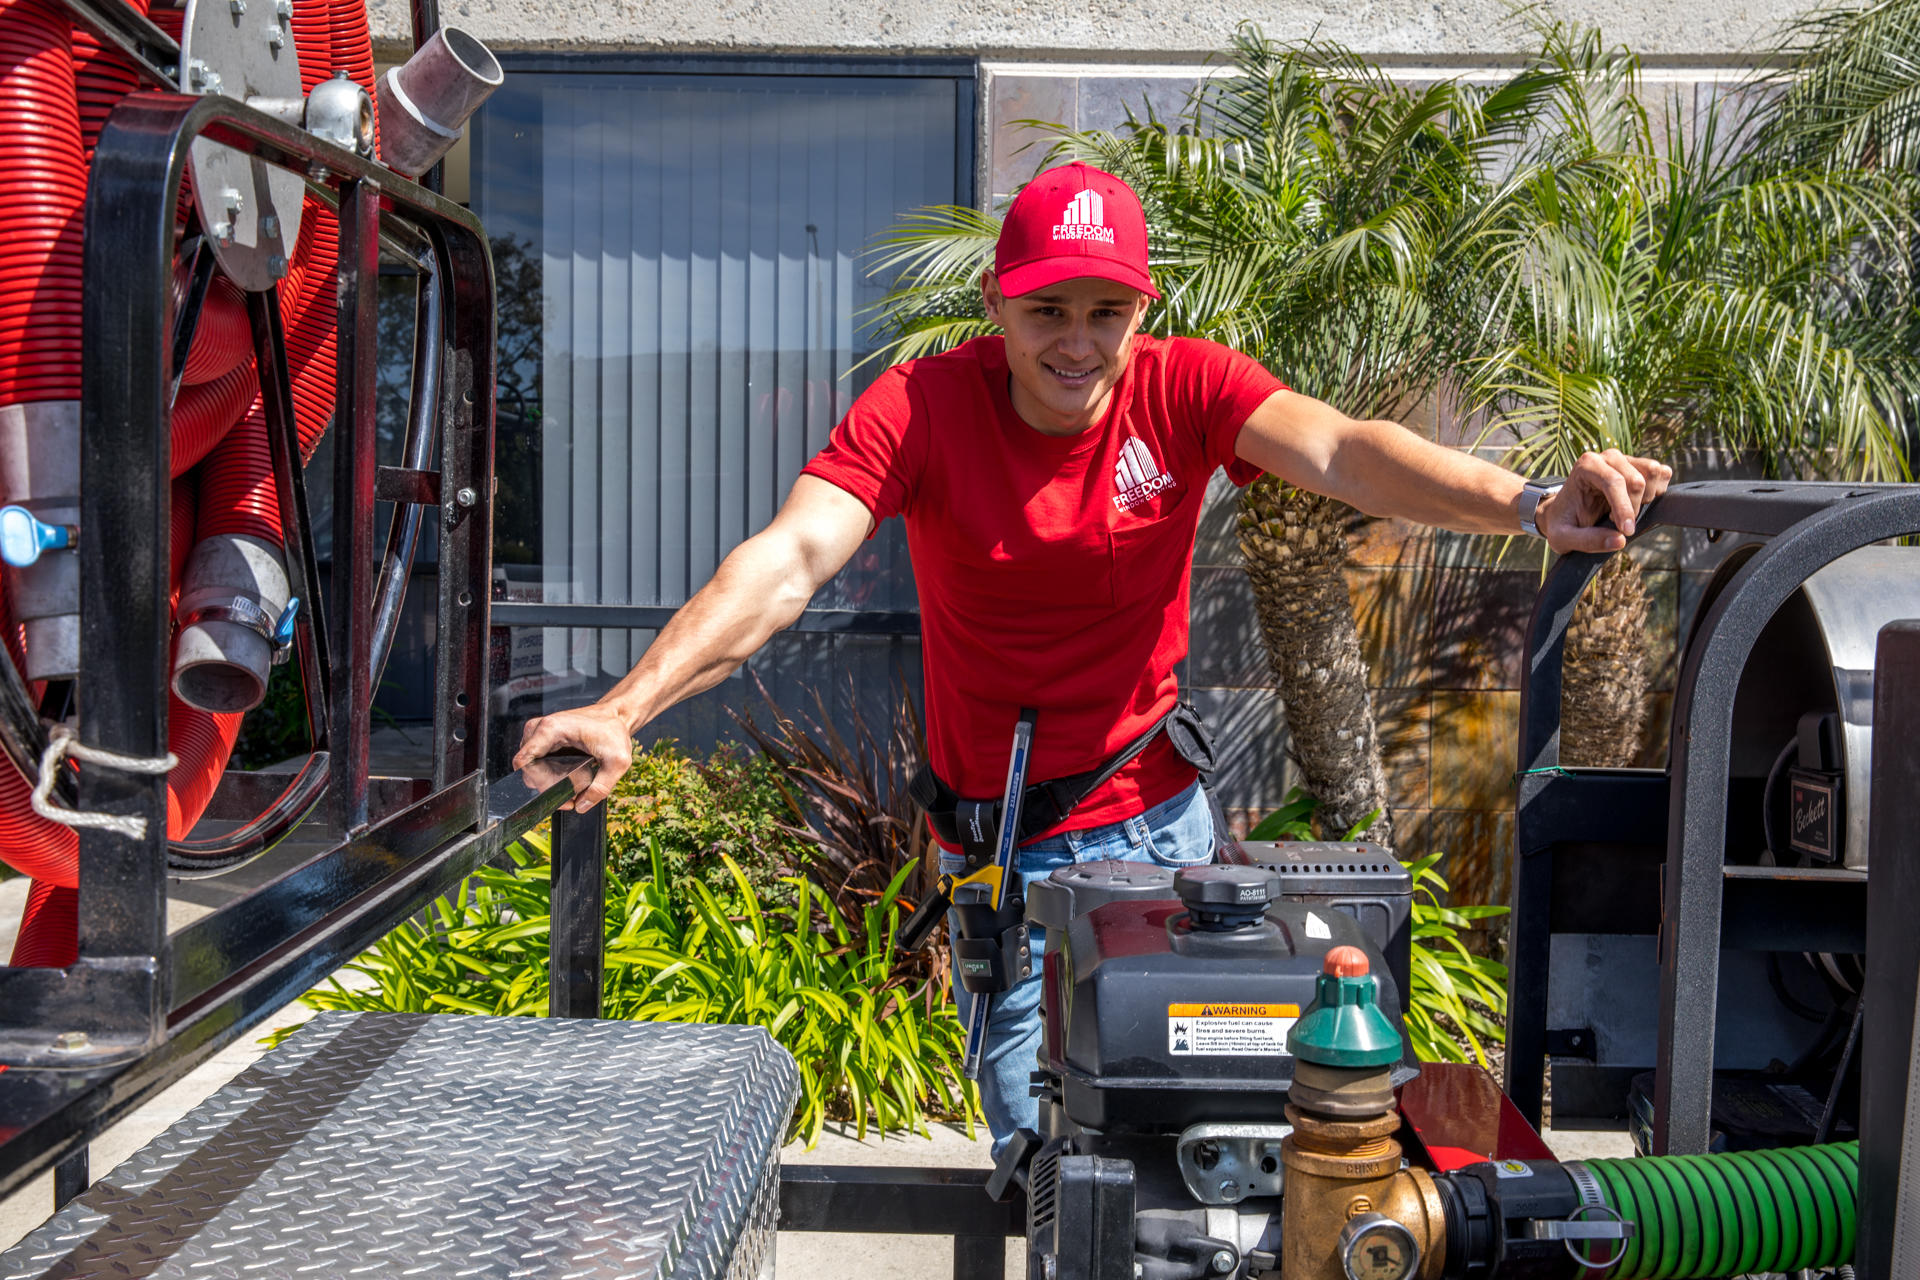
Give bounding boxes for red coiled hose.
[2,473,239,938]
[173,361,258,475]
[0,0,86,404]
[180,278,254,388]
[69,0,141,164]
[10,877,73,967]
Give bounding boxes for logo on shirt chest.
[1113,436,1178,511]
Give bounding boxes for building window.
[471,60,973,747]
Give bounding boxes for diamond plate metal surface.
[2,1013,798,1279]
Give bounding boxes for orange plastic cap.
[1324,945,1370,977]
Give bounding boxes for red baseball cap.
[995,163,1160,300]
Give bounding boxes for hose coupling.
[171,533,291,713]
[376,27,503,178]
[0,401,80,680]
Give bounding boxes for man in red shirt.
[514,164,1670,1149]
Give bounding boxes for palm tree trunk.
[1238,476,1394,846]
[1559,553,1651,768]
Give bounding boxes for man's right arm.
[510,474,876,811]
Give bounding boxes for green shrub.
[1245,786,1318,840]
[609,843,975,1147]
[1400,852,1510,1068]
[605,739,812,905]
[731,677,945,993]
[301,831,977,1147]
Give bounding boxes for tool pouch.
[951,895,1033,994]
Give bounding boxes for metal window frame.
[488,51,979,211]
[469,51,975,637]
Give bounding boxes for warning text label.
[1166,1003,1300,1056]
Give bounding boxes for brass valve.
[1277,946,1446,1280]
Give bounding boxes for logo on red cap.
[1054,189,1115,244]
[995,163,1159,300]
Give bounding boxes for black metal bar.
[168,235,214,406]
[170,775,486,1009]
[548,801,606,1019]
[249,286,331,743]
[330,178,380,836]
[488,602,923,635]
[1504,546,1610,1128]
[777,1166,1024,1237]
[955,1234,1008,1280]
[52,0,180,91]
[1641,481,1905,538]
[53,1149,86,1210]
[1654,489,1920,1154]
[410,0,445,195]
[1858,620,1920,1280]
[1719,869,1867,954]
[375,466,441,507]
[430,230,493,787]
[76,84,176,1039]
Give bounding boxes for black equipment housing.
[1029,848,1410,1134]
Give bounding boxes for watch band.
[1518,479,1564,539]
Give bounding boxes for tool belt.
[908,702,1216,870]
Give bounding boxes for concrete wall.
[371,0,1804,61]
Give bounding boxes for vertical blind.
[521,71,963,677]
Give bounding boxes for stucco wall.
[371,0,1805,60]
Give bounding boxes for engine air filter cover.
[1042,895,1406,1132]
[1026,860,1177,932]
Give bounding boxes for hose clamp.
[178,595,302,664]
[1564,1161,1607,1207]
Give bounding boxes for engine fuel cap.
[1173,865,1276,931]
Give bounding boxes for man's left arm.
[1231,388,1673,555]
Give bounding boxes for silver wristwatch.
[1518,478,1564,538]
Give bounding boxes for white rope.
[31,726,178,840]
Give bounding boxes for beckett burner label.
[1167,1003,1300,1056]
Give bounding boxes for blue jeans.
[941,780,1217,1156]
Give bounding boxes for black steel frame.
[1859,622,1920,1280]
[1503,480,1920,1166]
[0,87,594,1208]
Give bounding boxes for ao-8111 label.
[1167,1003,1300,1055]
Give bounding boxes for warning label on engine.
[1166,1003,1300,1056]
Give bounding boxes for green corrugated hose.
[1575,1141,1858,1279]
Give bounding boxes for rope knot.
[30,725,179,840]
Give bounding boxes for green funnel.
[1287,947,1402,1068]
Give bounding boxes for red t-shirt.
[801,333,1286,840]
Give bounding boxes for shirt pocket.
[942,524,1116,615]
[1108,485,1198,610]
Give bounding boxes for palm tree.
[1751,0,1920,461]
[1752,0,1920,175]
[1460,22,1915,764]
[868,30,1566,843]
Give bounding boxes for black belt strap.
[910,702,1215,866]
